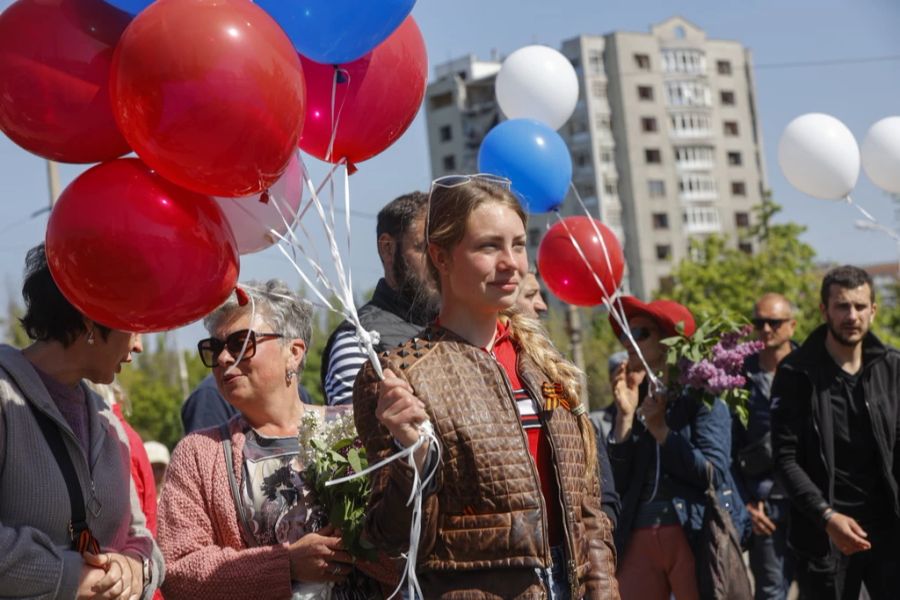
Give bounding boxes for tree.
[666,199,821,338]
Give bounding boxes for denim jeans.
[748,498,794,600]
[538,546,571,600]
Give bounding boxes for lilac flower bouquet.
[661,319,764,424]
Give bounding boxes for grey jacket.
[0,345,163,599]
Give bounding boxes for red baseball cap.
[608,296,696,339]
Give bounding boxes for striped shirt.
[323,329,369,406]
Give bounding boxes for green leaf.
[347,448,363,473]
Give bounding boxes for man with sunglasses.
[733,293,797,600]
[321,191,439,405]
[772,266,900,599]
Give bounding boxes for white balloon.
[862,117,900,195]
[216,153,304,255]
[777,113,860,200]
[495,45,579,130]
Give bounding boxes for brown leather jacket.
[353,326,620,599]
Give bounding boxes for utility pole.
[565,304,585,374]
[46,160,61,208]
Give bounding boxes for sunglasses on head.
[426,174,514,244]
[619,326,654,344]
[197,329,284,368]
[752,318,788,330]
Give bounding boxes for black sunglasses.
[197,329,284,368]
[619,326,653,344]
[751,318,788,331]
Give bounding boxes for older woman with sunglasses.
[607,297,748,600]
[353,175,619,599]
[158,280,394,600]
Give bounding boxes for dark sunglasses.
[197,329,284,368]
[751,318,788,330]
[619,326,653,344]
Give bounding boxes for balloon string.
[325,421,441,600]
[567,182,637,362]
[553,211,662,392]
[272,156,384,381]
[845,194,882,227]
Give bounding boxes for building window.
[678,174,717,197]
[656,244,672,261]
[735,211,750,227]
[665,81,712,107]
[595,113,612,131]
[720,90,735,106]
[717,60,732,75]
[674,145,715,165]
[669,113,712,137]
[442,155,456,171]
[683,205,721,233]
[732,181,747,196]
[641,117,658,132]
[724,121,739,136]
[592,80,607,98]
[638,85,654,101]
[648,179,666,197]
[439,125,452,142]
[588,50,604,75]
[604,180,617,196]
[727,151,743,166]
[652,213,669,229]
[429,92,453,110]
[739,241,753,254]
[600,147,614,163]
[635,53,651,70]
[661,49,706,74]
[645,149,662,164]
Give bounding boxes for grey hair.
[203,279,314,371]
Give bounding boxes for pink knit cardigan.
[157,417,295,600]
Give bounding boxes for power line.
[755,54,900,70]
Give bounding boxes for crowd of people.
[1,175,899,599]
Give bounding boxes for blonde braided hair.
[505,310,599,480]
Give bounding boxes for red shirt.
[488,321,564,546]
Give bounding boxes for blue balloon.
[254,0,416,65]
[478,119,572,213]
[102,0,152,17]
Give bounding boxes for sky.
[1,0,899,348]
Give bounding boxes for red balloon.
[46,158,240,332]
[0,0,131,162]
[110,0,306,197]
[537,216,625,307]
[299,16,427,165]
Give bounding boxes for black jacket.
[319,278,434,389]
[771,325,900,560]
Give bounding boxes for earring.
[86,330,95,345]
[285,370,295,385]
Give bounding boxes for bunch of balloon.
[779,112,900,238]
[477,46,579,214]
[537,217,625,307]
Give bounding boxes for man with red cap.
[607,297,748,600]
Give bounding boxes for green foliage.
[874,280,900,348]
[2,299,30,348]
[118,334,208,450]
[666,198,821,338]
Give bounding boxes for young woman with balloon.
[353,176,620,599]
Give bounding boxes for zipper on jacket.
[486,353,554,571]
[536,406,582,599]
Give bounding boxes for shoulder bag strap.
[26,401,100,554]
[219,423,258,548]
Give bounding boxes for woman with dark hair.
[353,176,619,599]
[0,244,162,599]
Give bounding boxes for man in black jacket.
[320,191,438,405]
[772,265,900,599]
